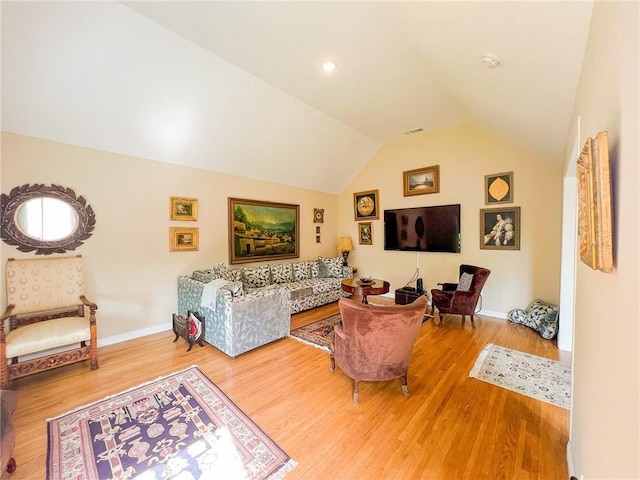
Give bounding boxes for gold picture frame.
[358,222,373,245]
[485,171,513,204]
[169,227,199,252]
[577,132,613,272]
[170,197,198,221]
[228,197,299,264]
[313,208,324,223]
[480,207,521,250]
[353,189,379,220]
[403,165,440,196]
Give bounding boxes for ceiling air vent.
[404,128,423,135]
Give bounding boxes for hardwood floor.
[9,297,570,479]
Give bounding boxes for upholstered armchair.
[430,264,491,328]
[329,296,427,403]
[1,256,98,389]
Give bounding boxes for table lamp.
[338,236,354,266]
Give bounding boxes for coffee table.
[341,278,390,304]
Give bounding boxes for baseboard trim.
[567,440,579,480]
[98,323,172,348]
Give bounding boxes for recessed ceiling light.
[322,61,337,73]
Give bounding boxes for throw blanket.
[201,278,231,309]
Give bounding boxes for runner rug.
[469,343,572,409]
[46,366,296,480]
[289,313,341,352]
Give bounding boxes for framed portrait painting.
[480,207,520,250]
[403,165,440,196]
[358,222,373,245]
[170,197,198,221]
[353,189,379,220]
[169,227,199,251]
[228,197,299,264]
[485,172,513,204]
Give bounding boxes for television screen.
[384,204,460,253]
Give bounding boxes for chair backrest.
[337,296,427,379]
[6,256,85,315]
[458,264,491,296]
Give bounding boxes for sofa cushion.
[318,256,343,278]
[292,261,311,281]
[310,260,320,279]
[242,266,272,289]
[270,263,293,284]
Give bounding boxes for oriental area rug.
[46,366,296,480]
[469,343,572,409]
[288,314,342,352]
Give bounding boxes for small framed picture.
[316,226,321,234]
[314,208,324,223]
[480,207,520,250]
[403,165,440,196]
[353,190,379,220]
[170,197,198,221]
[358,222,373,245]
[170,227,199,251]
[485,172,513,204]
[316,235,321,243]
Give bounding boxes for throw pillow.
[292,262,310,281]
[192,269,217,283]
[242,266,271,289]
[220,281,244,297]
[223,268,242,283]
[309,260,320,279]
[270,263,293,284]
[456,272,474,291]
[318,256,344,278]
[508,299,559,340]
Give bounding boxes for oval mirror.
[1,184,96,255]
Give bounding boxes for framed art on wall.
[228,197,299,264]
[353,190,379,220]
[169,227,199,251]
[313,208,324,223]
[170,197,198,221]
[577,131,613,272]
[485,172,513,204]
[358,222,373,245]
[403,165,440,196]
[480,207,520,250]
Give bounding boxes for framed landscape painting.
[169,227,199,252]
[480,207,520,250]
[403,165,440,196]
[228,198,299,264]
[170,197,198,221]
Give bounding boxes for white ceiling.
[2,1,594,194]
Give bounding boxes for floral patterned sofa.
[177,257,353,357]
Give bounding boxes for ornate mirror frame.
[1,184,96,255]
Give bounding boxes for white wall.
[1,133,341,343]
[339,124,564,317]
[565,2,640,479]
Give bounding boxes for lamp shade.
[338,236,354,251]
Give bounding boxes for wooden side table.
[172,310,205,352]
[341,278,390,304]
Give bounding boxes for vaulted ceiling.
[2,1,593,194]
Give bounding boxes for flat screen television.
[384,204,461,253]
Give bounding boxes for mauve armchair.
[329,296,427,403]
[430,264,491,328]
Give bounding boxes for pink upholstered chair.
[430,264,491,328]
[329,296,427,403]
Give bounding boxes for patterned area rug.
[469,343,572,409]
[289,313,341,352]
[46,366,296,480]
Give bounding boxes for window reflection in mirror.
[16,197,78,241]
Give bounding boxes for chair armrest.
[80,296,98,310]
[1,305,15,323]
[333,324,346,341]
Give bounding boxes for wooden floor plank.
[8,297,569,479]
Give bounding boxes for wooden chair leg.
[329,354,335,373]
[470,314,476,328]
[353,379,359,404]
[401,374,410,397]
[6,457,16,474]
